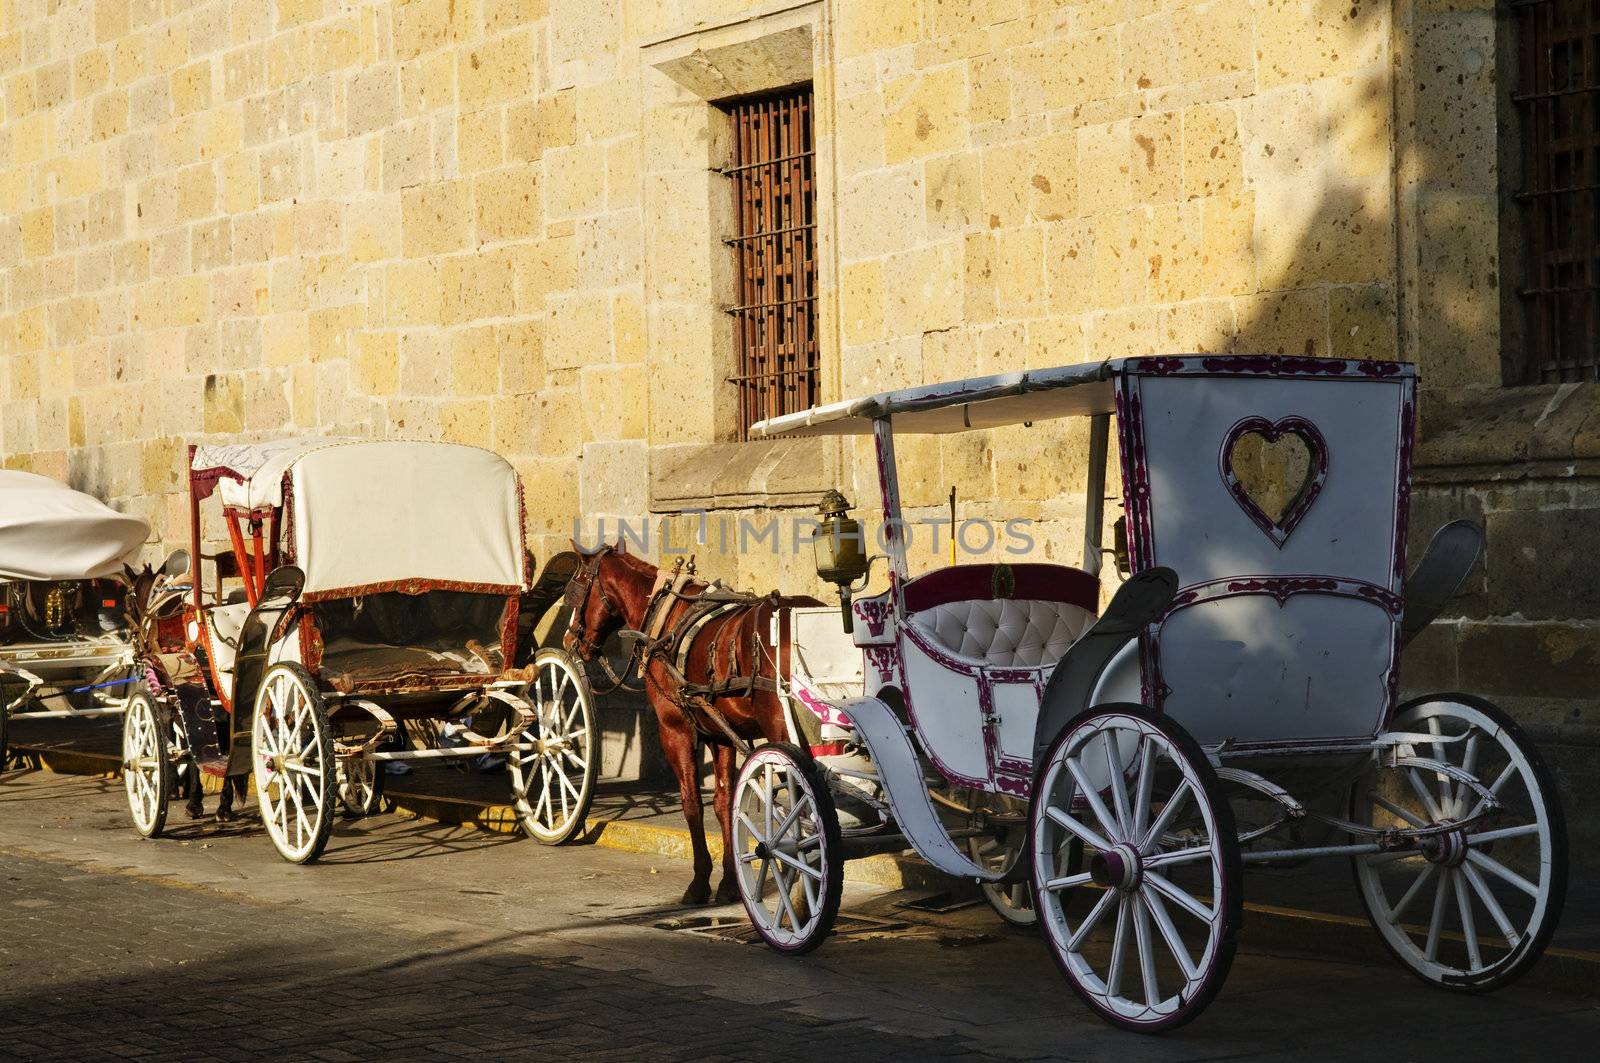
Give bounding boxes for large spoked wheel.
[336,752,385,818]
[1352,694,1566,992]
[252,663,336,864]
[1032,705,1241,1033]
[122,690,172,838]
[732,742,844,955]
[509,648,598,844]
[965,793,1036,927]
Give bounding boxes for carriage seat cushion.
[901,564,1100,669]
[910,598,1096,668]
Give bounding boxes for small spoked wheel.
[1352,694,1566,992]
[732,742,844,955]
[509,648,598,844]
[1032,705,1241,1032]
[964,793,1036,927]
[252,663,335,864]
[336,752,385,818]
[122,690,173,838]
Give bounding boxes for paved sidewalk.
[3,769,1599,1061]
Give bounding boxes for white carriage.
[735,357,1565,1031]
[119,439,600,861]
[1,471,150,768]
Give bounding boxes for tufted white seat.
[909,598,1096,669]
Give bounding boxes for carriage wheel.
[964,793,1036,927]
[336,752,385,818]
[122,690,172,838]
[732,743,844,955]
[509,648,598,845]
[1032,705,1241,1032]
[1352,694,1566,992]
[252,663,336,864]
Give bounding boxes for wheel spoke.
[1102,731,1133,839]
[1454,870,1483,970]
[1464,849,1539,898]
[1043,871,1092,892]
[1386,862,1438,924]
[1370,791,1428,829]
[1065,756,1124,843]
[1145,871,1213,923]
[1461,862,1521,948]
[1425,865,1454,961]
[1105,895,1132,998]
[773,866,799,930]
[1142,888,1199,982]
[1466,823,1539,846]
[1133,888,1160,1007]
[1067,887,1118,951]
[1466,763,1518,820]
[1139,780,1192,850]
[770,846,824,881]
[1131,738,1156,842]
[1142,845,1213,871]
[1403,767,1446,824]
[1045,804,1114,854]
[1453,732,1481,816]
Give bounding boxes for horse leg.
[657,705,712,905]
[712,742,740,904]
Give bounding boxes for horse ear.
[614,536,627,554]
[570,537,598,558]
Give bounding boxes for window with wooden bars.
[1515,0,1600,382]
[723,87,818,438]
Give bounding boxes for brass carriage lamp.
[814,489,870,633]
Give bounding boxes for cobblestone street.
[2,770,1599,1061]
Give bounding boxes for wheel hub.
[1421,823,1468,867]
[1088,843,1143,892]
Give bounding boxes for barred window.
[1515,0,1600,382]
[723,87,818,438]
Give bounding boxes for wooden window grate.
[723,87,818,438]
[1515,0,1600,381]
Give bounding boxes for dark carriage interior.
[311,589,509,690]
[0,579,128,645]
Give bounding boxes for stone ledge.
[648,437,839,513]
[1417,382,1600,476]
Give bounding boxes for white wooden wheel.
[965,793,1036,927]
[122,689,171,838]
[1031,705,1241,1032]
[335,752,384,817]
[252,663,335,864]
[509,648,597,844]
[732,742,844,955]
[1353,694,1566,991]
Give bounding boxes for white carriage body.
[754,356,1417,792]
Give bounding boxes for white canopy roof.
[747,363,1119,438]
[192,437,349,510]
[0,471,150,581]
[212,440,527,597]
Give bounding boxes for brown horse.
[563,542,796,905]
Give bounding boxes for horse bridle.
[563,546,643,693]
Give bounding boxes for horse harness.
[567,550,779,754]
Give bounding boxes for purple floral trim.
[1218,415,1328,549]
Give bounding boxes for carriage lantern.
[813,489,870,632]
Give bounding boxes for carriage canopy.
[190,440,526,599]
[0,471,149,581]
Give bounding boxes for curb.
[10,743,1597,997]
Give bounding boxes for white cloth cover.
[288,441,525,596]
[192,438,348,510]
[0,471,149,581]
[909,599,1096,669]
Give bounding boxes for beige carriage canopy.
[747,363,1120,437]
[190,440,526,598]
[0,471,150,581]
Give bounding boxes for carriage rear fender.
[1031,567,1178,772]
[828,694,1000,882]
[1401,520,1484,647]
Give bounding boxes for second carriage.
[121,438,600,862]
[733,357,1565,1031]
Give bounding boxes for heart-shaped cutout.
[1220,416,1328,548]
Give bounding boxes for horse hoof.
[681,885,711,906]
[713,882,739,905]
[184,803,205,820]
[215,806,238,824]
